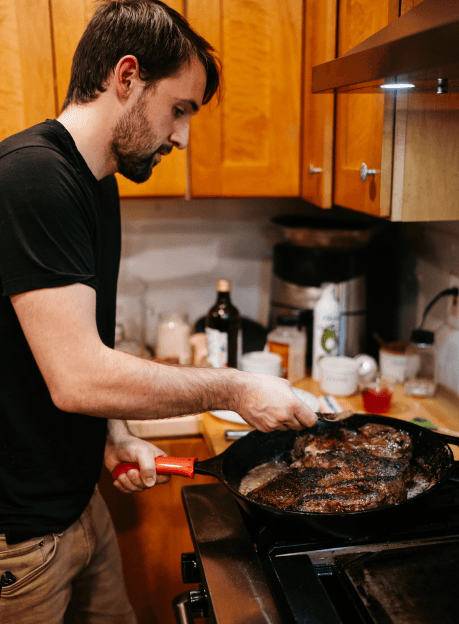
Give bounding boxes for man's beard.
[110,92,163,184]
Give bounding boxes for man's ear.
[114,55,141,99]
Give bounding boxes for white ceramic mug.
[241,351,283,376]
[319,356,359,396]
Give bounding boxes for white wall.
[116,196,310,348]
[398,221,459,394]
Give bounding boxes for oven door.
[177,483,283,624]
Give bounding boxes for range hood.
[312,0,459,94]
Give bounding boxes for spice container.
[404,329,436,397]
[267,315,306,383]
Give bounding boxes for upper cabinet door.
[50,0,186,198]
[333,0,399,216]
[301,0,337,208]
[0,0,56,141]
[187,0,303,197]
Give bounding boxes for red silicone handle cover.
[112,457,198,480]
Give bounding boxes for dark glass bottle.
[205,279,241,369]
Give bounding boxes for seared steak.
[295,476,407,513]
[292,424,412,463]
[244,424,414,513]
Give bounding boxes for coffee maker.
[269,215,375,370]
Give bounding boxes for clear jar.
[114,323,151,359]
[267,315,306,383]
[404,329,436,397]
[157,312,191,365]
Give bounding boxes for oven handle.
[172,585,210,623]
[172,590,193,624]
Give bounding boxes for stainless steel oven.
[174,474,459,624]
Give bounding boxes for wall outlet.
[447,274,459,329]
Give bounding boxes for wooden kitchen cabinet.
[187,0,303,197]
[327,0,459,222]
[50,0,186,198]
[333,0,400,217]
[301,0,337,208]
[386,92,459,221]
[0,0,56,142]
[378,0,459,221]
[98,436,216,624]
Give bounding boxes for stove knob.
[181,552,201,584]
[188,584,209,619]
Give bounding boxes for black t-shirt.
[0,120,121,536]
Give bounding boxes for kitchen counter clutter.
[199,378,459,459]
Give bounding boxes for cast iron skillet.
[113,414,459,539]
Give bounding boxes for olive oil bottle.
[205,279,241,368]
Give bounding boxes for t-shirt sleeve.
[0,147,98,297]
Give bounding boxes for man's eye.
[174,108,185,118]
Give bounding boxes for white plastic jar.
[319,356,359,396]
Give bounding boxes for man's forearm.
[57,344,241,420]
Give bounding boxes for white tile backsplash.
[116,201,283,348]
[124,240,220,281]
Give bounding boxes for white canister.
[379,341,412,383]
[241,351,283,377]
[319,356,359,396]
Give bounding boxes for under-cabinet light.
[381,83,415,90]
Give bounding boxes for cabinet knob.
[309,164,323,178]
[181,552,202,584]
[360,163,377,182]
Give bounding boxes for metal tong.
[224,410,355,439]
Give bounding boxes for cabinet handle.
[309,164,323,177]
[359,163,377,182]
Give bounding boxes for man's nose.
[170,122,189,150]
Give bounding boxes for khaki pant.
[0,488,137,624]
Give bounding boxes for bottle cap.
[277,315,298,327]
[410,329,434,345]
[216,279,231,292]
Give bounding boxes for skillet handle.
[112,457,198,480]
[430,431,459,448]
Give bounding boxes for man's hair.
[62,0,221,111]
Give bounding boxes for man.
[0,1,316,622]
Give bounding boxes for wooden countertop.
[199,379,459,460]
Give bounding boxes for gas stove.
[176,472,459,624]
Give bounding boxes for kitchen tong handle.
[112,457,198,480]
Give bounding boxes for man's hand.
[235,373,318,433]
[104,420,170,493]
